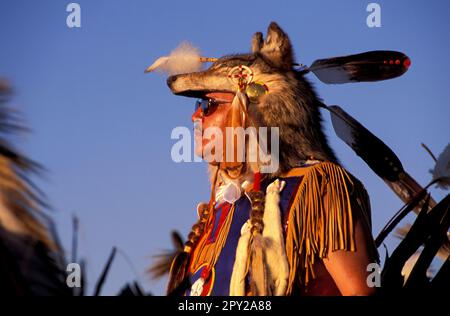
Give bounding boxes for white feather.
[401,251,435,285]
[432,143,450,189]
[145,56,169,73]
[145,42,202,75]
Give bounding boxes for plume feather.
[145,42,202,75]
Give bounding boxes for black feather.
[309,50,410,84]
[326,104,404,181]
[166,251,190,295]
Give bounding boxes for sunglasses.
[194,98,229,117]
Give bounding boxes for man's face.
[191,92,235,161]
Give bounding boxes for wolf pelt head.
[167,22,337,176]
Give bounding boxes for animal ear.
[260,22,294,70]
[251,32,263,53]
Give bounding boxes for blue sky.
[0,0,449,295]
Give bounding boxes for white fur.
[263,179,289,296]
[230,220,252,296]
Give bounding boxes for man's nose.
[191,106,202,122]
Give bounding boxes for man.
[155,22,379,296]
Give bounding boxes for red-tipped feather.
[308,50,410,84]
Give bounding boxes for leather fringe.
[285,161,364,294]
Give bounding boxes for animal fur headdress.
[148,22,337,177]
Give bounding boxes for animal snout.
[166,75,178,88]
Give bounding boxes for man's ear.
[260,22,294,70]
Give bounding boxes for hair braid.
[185,203,210,251]
[246,189,269,295]
[247,190,265,234]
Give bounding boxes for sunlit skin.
[306,219,377,296]
[323,221,377,296]
[192,92,376,296]
[191,92,235,160]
